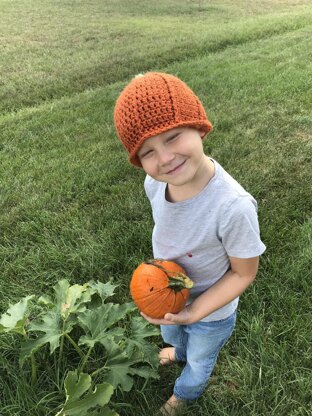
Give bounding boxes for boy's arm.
[141,256,259,325]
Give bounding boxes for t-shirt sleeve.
[219,197,266,258]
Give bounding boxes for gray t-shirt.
[144,159,266,322]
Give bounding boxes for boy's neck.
[166,156,215,203]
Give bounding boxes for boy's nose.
[157,148,175,166]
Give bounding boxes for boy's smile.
[137,127,214,201]
[165,159,186,176]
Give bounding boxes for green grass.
[1,0,311,113]
[0,0,311,415]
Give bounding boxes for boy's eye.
[167,133,180,143]
[140,149,153,159]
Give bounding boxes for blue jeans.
[160,310,236,401]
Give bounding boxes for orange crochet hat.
[114,72,213,167]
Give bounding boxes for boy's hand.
[141,305,196,325]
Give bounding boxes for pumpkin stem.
[168,275,194,290]
[145,260,194,291]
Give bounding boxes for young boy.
[114,72,266,415]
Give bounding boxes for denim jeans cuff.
[175,347,186,362]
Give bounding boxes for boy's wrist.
[184,303,207,323]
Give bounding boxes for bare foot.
[159,347,176,365]
[160,394,186,415]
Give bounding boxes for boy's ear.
[199,129,206,138]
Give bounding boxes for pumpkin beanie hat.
[114,72,213,167]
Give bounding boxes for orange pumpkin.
[130,259,194,319]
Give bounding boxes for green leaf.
[20,279,95,362]
[38,279,96,317]
[79,312,159,390]
[129,365,159,380]
[88,281,118,303]
[20,310,75,361]
[126,317,160,369]
[20,280,99,360]
[99,334,159,391]
[125,345,159,379]
[64,371,92,403]
[53,280,95,318]
[100,338,135,392]
[78,303,135,347]
[56,371,116,416]
[0,296,34,335]
[79,327,124,349]
[130,316,160,340]
[38,295,54,308]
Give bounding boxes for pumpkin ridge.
[173,290,188,313]
[130,286,168,301]
[136,290,170,317]
[146,289,174,318]
[132,287,168,307]
[179,289,188,301]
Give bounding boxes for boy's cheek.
[141,160,157,176]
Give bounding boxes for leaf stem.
[56,333,65,387]
[57,320,67,387]
[79,345,93,374]
[91,363,108,378]
[64,333,84,358]
[23,333,37,386]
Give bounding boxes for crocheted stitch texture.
[114,72,213,167]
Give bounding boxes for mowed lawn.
[0,1,311,415]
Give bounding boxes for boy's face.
[137,127,206,186]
